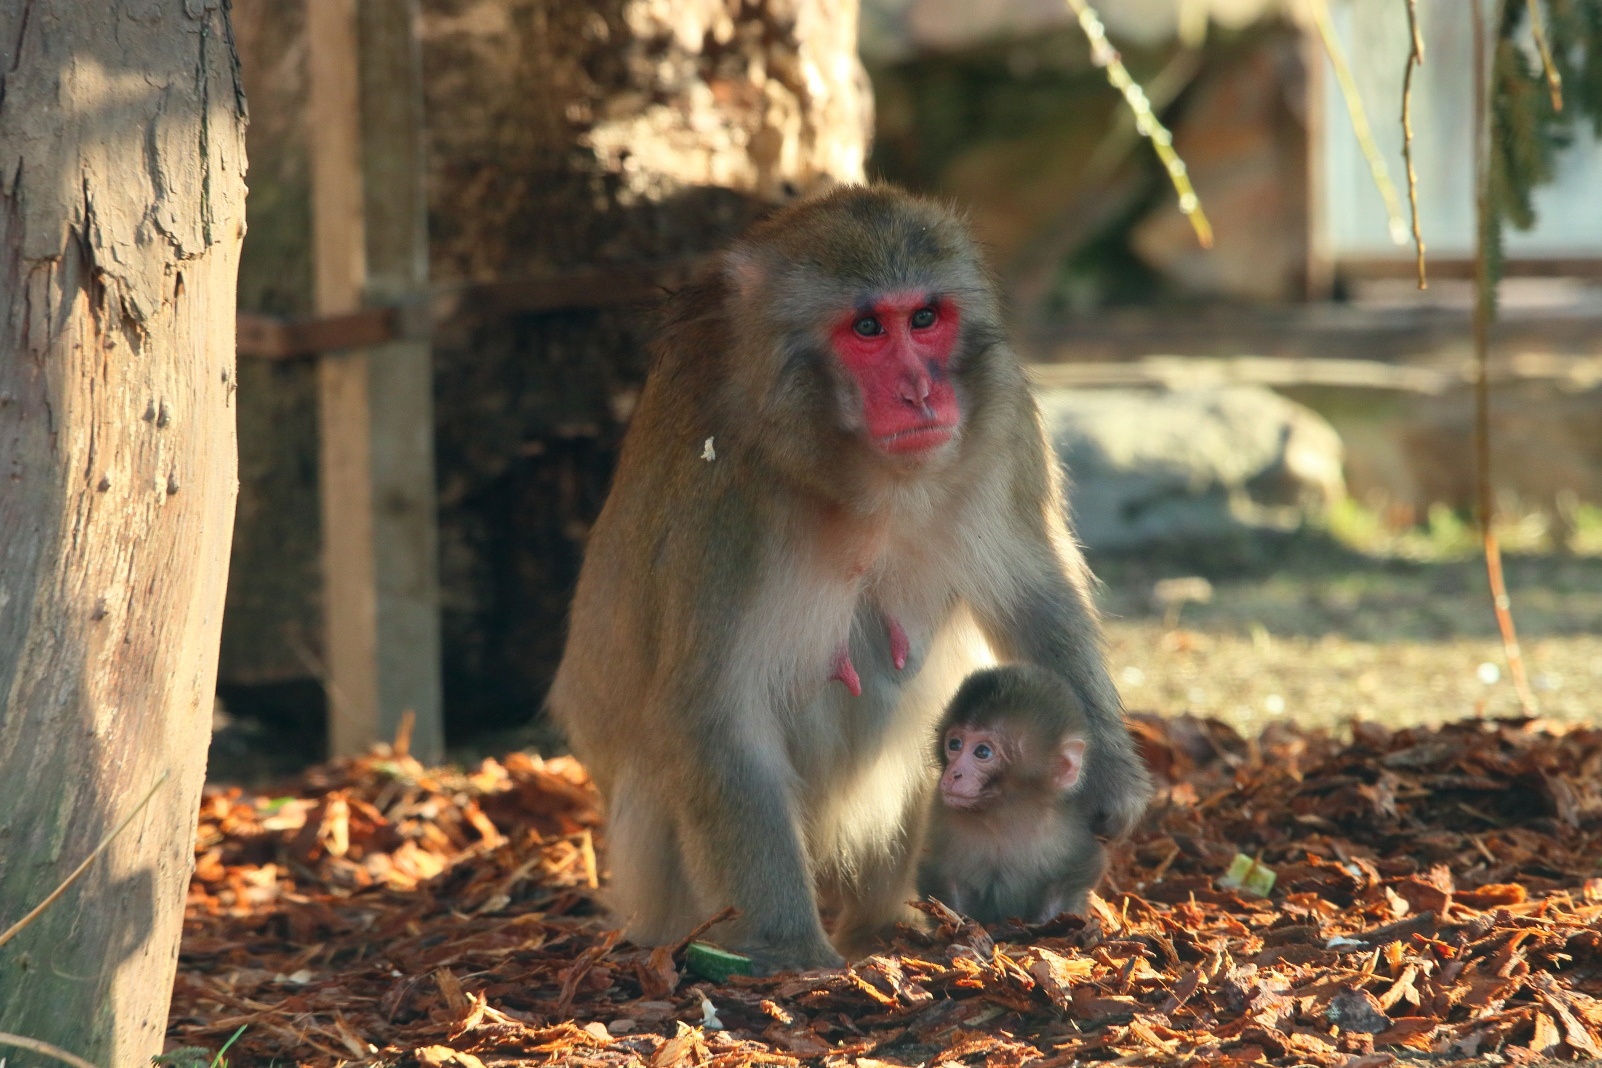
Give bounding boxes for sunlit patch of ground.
[1092,504,1602,738]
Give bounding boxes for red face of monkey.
[830,291,962,456]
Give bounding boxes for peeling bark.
[0,1,247,1061]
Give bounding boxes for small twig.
[1526,0,1564,112]
[0,771,169,950]
[1308,0,1408,245]
[670,905,741,956]
[282,621,352,728]
[1470,834,1498,864]
[0,1032,101,1068]
[1472,0,1538,717]
[394,708,416,758]
[577,827,599,889]
[1150,842,1183,882]
[555,928,621,1016]
[1082,47,1205,183]
[1401,0,1427,288]
[1063,0,1213,249]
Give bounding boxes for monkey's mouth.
[876,423,957,454]
[940,788,995,812]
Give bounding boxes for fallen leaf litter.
[170,714,1602,1065]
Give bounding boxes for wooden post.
[307,0,444,762]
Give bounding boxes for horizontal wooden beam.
[237,307,398,359]
[237,260,705,360]
[1026,303,1602,364]
[454,260,704,318]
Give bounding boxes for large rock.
[1042,386,1345,549]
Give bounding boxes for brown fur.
[549,185,1150,973]
[920,666,1107,923]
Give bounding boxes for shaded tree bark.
[0,1,247,1062]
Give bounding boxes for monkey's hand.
[1080,738,1153,840]
[738,936,845,977]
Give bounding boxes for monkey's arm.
[966,443,1154,841]
[975,572,1151,838]
[654,671,844,974]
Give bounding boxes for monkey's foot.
[830,643,862,697]
[887,616,909,670]
[832,903,927,961]
[740,937,845,977]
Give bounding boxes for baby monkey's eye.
[973,744,993,760]
[910,306,937,329]
[853,315,884,337]
[946,737,962,752]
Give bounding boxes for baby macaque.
[919,665,1106,924]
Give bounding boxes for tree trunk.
[0,2,247,1062]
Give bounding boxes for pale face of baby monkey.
[939,717,1085,810]
[920,665,1108,925]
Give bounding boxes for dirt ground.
[1090,530,1602,737]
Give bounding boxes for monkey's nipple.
[830,643,862,698]
[887,617,909,671]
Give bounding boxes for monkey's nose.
[899,376,931,406]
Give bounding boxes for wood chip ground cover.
[169,716,1602,1066]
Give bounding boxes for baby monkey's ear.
[1053,737,1087,792]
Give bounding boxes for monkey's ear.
[1053,738,1087,792]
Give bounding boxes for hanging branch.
[1308,0,1409,245]
[1471,0,1539,717]
[1063,0,1214,249]
[1525,0,1565,112]
[1402,0,1428,288]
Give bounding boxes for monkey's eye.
[853,315,884,337]
[910,306,937,329]
[946,737,962,753]
[973,744,993,760]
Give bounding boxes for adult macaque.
[550,185,1149,973]
[919,666,1105,923]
